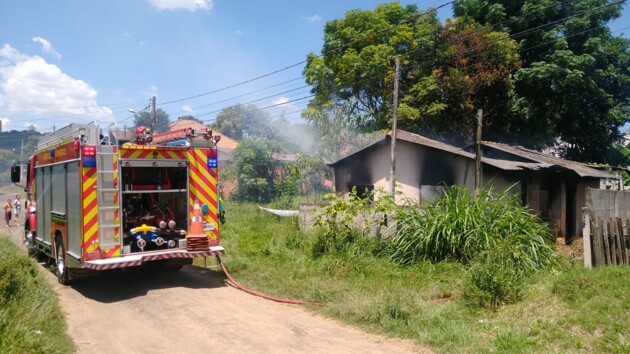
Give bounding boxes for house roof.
[331,129,613,179]
[169,119,239,150]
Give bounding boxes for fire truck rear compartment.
[121,164,189,254]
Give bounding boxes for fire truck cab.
[12,122,224,284]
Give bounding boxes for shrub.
[311,189,391,257]
[384,185,555,268]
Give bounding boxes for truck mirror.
[10,165,20,183]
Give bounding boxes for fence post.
[582,207,592,268]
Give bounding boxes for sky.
[1,0,629,136]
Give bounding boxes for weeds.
[0,237,75,353]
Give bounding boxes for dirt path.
[0,217,427,353]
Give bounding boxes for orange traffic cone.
[187,199,209,251]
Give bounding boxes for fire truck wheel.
[55,236,72,285]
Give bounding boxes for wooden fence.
[582,207,630,268]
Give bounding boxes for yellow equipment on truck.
[11,122,224,284]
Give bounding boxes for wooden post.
[595,219,606,266]
[474,109,483,193]
[605,219,614,265]
[389,57,400,198]
[617,218,627,265]
[582,207,592,268]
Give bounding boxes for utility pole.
[390,57,400,198]
[151,96,157,132]
[475,109,483,193]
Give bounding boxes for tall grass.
[384,186,555,269]
[0,237,75,353]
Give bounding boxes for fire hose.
[215,255,325,306]
[215,256,450,306]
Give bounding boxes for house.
[168,119,239,169]
[330,129,616,241]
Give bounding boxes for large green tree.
[133,108,171,133]
[303,2,521,144]
[399,18,521,142]
[212,104,274,140]
[304,3,441,131]
[454,0,630,162]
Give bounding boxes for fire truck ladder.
[95,123,120,250]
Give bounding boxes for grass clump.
[0,237,75,353]
[378,186,556,307]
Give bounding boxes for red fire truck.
[11,122,225,284]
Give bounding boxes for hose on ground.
[215,255,325,306]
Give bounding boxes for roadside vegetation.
[0,237,75,353]
[212,189,630,353]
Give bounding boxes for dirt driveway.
[1,220,426,354]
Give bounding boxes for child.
[3,199,12,227]
[13,195,21,226]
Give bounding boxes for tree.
[212,104,274,140]
[133,108,170,133]
[224,138,279,202]
[399,18,521,143]
[302,101,384,161]
[454,0,630,162]
[303,3,441,131]
[176,115,205,125]
[303,3,521,145]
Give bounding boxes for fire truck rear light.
[83,157,96,167]
[82,145,96,157]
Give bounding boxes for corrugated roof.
[330,129,613,179]
[481,141,612,178]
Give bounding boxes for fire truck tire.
[55,236,72,285]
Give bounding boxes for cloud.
[139,41,147,48]
[305,14,322,23]
[271,96,290,106]
[182,105,193,113]
[32,37,61,60]
[0,44,113,131]
[146,0,213,12]
[234,30,242,37]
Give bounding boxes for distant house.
[168,119,239,169]
[330,130,617,241]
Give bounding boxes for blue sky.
[0,0,629,134]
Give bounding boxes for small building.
[330,130,616,241]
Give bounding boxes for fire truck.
[11,122,225,284]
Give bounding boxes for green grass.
[0,236,75,354]
[207,201,630,353]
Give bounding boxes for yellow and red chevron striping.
[81,166,99,258]
[119,146,187,159]
[187,149,219,238]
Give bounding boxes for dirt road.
[1,217,425,353]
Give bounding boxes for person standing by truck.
[3,199,12,227]
[13,195,21,226]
